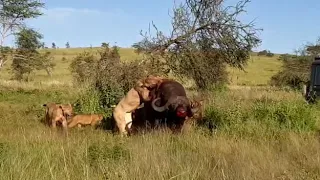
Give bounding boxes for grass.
[0,85,320,179]
[227,54,282,86]
[1,47,320,179]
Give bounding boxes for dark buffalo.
[150,79,193,132]
[129,79,194,134]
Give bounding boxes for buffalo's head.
[151,96,193,118]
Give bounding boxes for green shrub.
[202,99,318,136]
[252,101,317,132]
[73,88,104,115]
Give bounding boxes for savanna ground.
[0,47,320,180]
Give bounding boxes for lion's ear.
[189,99,195,107]
[135,79,144,87]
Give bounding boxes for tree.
[305,37,320,56]
[40,42,45,49]
[15,28,42,49]
[65,41,70,48]
[51,42,56,49]
[257,49,274,57]
[11,27,55,80]
[270,39,320,88]
[101,42,108,48]
[35,51,56,77]
[0,0,45,70]
[133,0,261,89]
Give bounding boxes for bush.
[252,101,317,132]
[70,44,149,120]
[69,51,98,84]
[270,55,312,88]
[201,99,317,136]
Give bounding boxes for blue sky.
[5,0,320,54]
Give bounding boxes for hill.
[0,47,283,86]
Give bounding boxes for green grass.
[228,54,282,86]
[1,47,320,179]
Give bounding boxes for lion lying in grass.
[113,75,166,136]
[67,114,104,128]
[43,103,73,131]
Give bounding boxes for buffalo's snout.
[176,106,187,118]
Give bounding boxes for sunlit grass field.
[1,47,320,179]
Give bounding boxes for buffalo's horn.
[151,97,170,112]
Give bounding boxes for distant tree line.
[257,49,274,57]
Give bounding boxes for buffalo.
[130,79,194,134]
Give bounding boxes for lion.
[181,99,204,133]
[67,114,104,128]
[43,102,59,126]
[113,75,166,136]
[43,103,73,131]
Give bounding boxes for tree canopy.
[133,0,262,89]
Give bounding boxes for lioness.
[181,99,204,133]
[43,102,59,126]
[113,75,166,136]
[43,103,73,131]
[67,114,104,128]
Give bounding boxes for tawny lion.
[43,103,73,131]
[113,75,166,136]
[181,99,204,133]
[67,114,104,128]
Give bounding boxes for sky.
[4,0,320,54]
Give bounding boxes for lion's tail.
[43,104,47,107]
